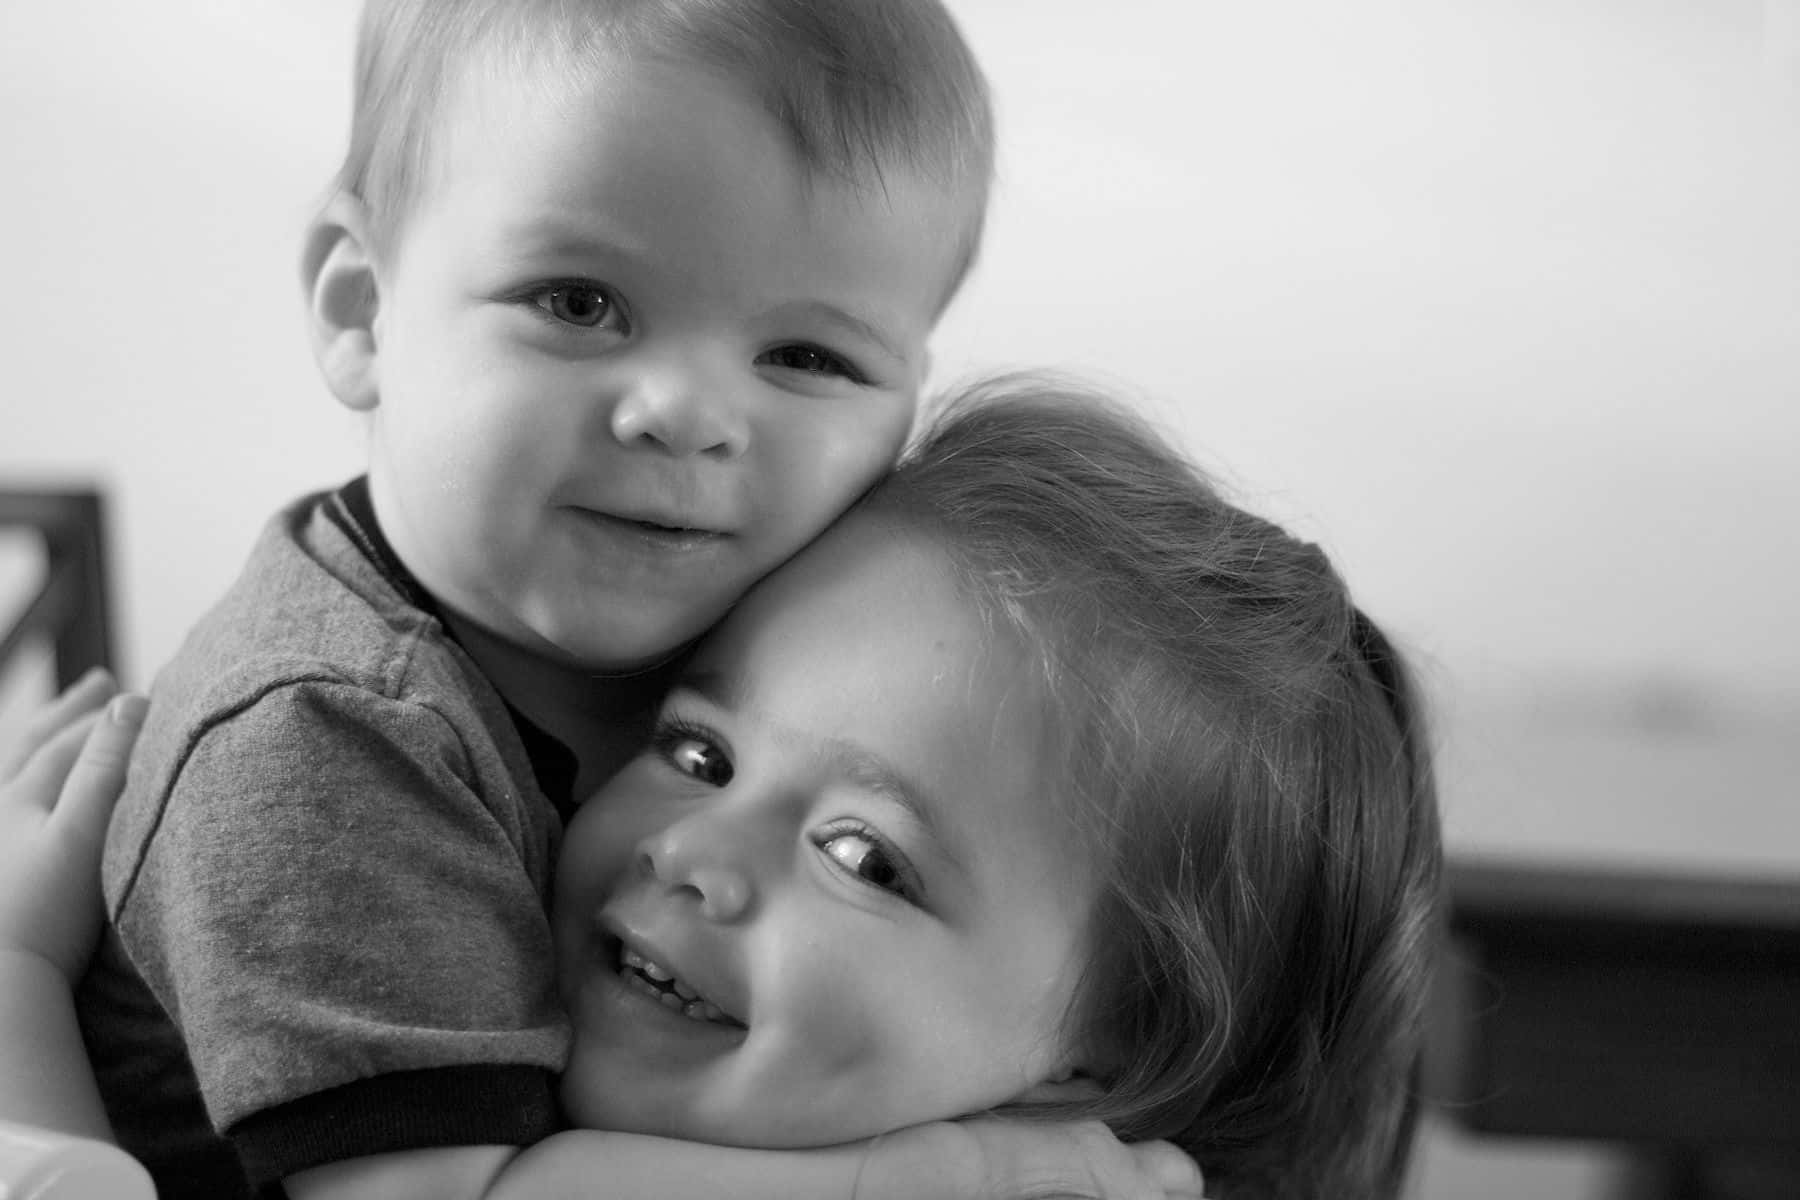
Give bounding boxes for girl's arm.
[0,672,157,1200]
[0,669,144,1137]
[286,1119,1204,1200]
[495,1122,1205,1200]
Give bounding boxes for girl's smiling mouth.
[602,931,749,1030]
[617,943,746,1027]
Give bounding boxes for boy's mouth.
[569,507,726,551]
[616,942,747,1029]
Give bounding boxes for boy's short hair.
[337,0,995,296]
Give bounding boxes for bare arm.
[284,1135,862,1200]
[0,948,109,1139]
[0,671,143,1138]
[285,1119,1205,1200]
[0,674,158,1199]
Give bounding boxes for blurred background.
[3,1,1797,1195]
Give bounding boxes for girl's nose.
[635,812,755,922]
[609,357,750,459]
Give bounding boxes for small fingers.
[55,692,146,847]
[1132,1140,1206,1199]
[5,710,104,811]
[0,668,118,780]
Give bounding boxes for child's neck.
[439,611,679,803]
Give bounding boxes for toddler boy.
[75,1,996,1197]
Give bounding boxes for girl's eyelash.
[648,715,733,781]
[651,713,713,742]
[812,819,925,905]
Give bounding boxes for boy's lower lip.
[565,507,727,553]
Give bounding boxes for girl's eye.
[533,283,624,330]
[817,827,913,899]
[652,725,734,787]
[757,343,861,381]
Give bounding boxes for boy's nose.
[609,360,750,459]
[635,811,756,922]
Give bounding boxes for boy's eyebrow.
[677,670,963,874]
[501,219,653,266]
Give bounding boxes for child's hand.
[0,670,145,981]
[856,1117,1206,1200]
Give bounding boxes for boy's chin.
[529,609,719,676]
[447,603,699,681]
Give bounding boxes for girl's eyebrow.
[678,666,741,708]
[822,737,964,877]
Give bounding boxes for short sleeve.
[109,680,570,1182]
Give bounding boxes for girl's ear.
[1016,1067,1106,1105]
[302,193,382,414]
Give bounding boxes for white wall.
[947,0,1800,681]
[0,0,366,689]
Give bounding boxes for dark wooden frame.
[1433,857,1800,1198]
[0,490,115,686]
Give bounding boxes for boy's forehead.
[419,48,976,276]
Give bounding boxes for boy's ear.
[301,193,382,414]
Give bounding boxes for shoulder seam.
[107,673,470,923]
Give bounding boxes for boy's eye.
[757,343,860,381]
[534,284,624,330]
[817,827,911,898]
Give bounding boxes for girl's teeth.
[619,945,673,982]
[641,979,728,1024]
[616,944,731,1025]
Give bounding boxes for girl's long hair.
[869,373,1443,1200]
